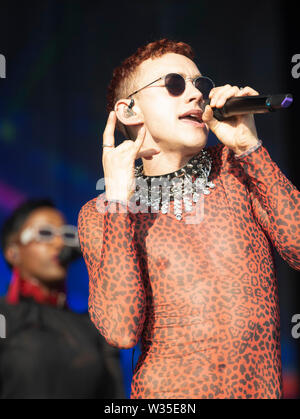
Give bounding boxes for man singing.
[78,39,300,398]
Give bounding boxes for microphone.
[206,93,293,121]
[58,246,82,267]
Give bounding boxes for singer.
[78,39,300,399]
[0,199,124,398]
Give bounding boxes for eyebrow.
[152,72,202,83]
[177,72,202,78]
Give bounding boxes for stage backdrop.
[0,0,299,398]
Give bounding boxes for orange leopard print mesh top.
[78,143,300,399]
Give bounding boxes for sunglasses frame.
[20,224,79,247]
[127,73,215,99]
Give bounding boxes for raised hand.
[102,111,160,202]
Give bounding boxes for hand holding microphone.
[202,85,293,155]
[208,92,293,121]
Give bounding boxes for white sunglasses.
[20,224,79,247]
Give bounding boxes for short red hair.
[106,39,195,114]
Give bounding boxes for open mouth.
[178,110,204,126]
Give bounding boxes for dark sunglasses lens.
[62,227,78,246]
[38,228,54,240]
[195,77,214,100]
[165,73,185,96]
[63,232,77,240]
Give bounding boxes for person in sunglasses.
[78,39,300,399]
[0,198,124,399]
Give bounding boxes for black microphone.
[58,246,82,267]
[206,94,293,121]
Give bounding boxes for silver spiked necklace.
[134,148,215,220]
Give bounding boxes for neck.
[38,279,65,295]
[142,147,205,176]
[7,267,67,307]
[19,270,65,295]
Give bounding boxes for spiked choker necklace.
[134,147,215,220]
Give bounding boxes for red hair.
[106,39,195,114]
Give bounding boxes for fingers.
[202,104,217,129]
[103,121,159,161]
[237,86,259,96]
[209,85,240,108]
[102,111,117,153]
[209,85,259,109]
[134,126,160,159]
[133,126,146,153]
[136,148,161,160]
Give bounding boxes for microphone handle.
[212,94,293,121]
[58,246,82,266]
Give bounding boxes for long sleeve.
[78,197,146,349]
[235,144,300,270]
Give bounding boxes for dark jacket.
[0,297,125,399]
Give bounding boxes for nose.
[51,233,64,250]
[184,79,203,104]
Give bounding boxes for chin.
[42,267,67,282]
[180,137,208,151]
[179,129,208,146]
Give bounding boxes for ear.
[114,98,144,126]
[4,243,21,267]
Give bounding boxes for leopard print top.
[78,143,300,399]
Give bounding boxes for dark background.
[0,0,299,398]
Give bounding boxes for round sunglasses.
[20,224,79,247]
[127,73,215,100]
